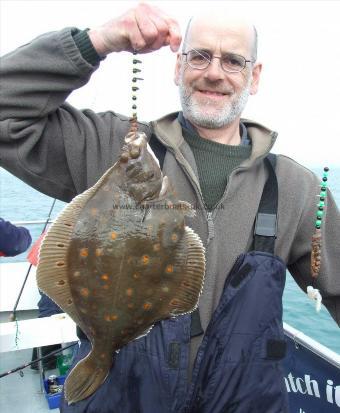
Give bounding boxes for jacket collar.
[151,112,277,167]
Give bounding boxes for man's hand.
[88,3,181,57]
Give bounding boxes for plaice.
[36,130,206,403]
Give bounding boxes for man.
[0,218,32,257]
[0,3,339,412]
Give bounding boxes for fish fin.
[64,344,111,403]
[36,164,117,334]
[177,200,196,217]
[134,324,154,340]
[168,226,206,316]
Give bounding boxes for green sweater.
[182,128,252,210]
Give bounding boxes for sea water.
[0,166,339,354]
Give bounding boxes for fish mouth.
[125,131,147,146]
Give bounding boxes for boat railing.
[283,322,340,368]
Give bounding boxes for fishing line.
[9,198,57,326]
[307,167,330,312]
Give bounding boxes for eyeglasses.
[182,49,254,73]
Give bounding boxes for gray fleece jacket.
[1,28,339,345]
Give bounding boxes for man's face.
[174,18,262,129]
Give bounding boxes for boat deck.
[0,348,59,413]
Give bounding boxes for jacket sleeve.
[0,28,127,202]
[288,183,340,327]
[0,218,32,256]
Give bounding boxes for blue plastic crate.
[43,375,66,410]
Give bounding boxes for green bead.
[315,219,322,227]
[318,201,325,207]
[320,191,326,197]
[316,210,323,218]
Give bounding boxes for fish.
[36,130,205,404]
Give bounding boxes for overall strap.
[253,153,278,254]
[149,134,166,168]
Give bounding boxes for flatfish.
[36,131,205,403]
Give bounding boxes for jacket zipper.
[206,211,215,244]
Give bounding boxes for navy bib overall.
[60,147,289,413]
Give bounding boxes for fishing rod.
[0,342,77,379]
[9,198,57,322]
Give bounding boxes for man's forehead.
[185,13,255,52]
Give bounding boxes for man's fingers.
[90,3,182,55]
[134,3,181,53]
[165,19,182,52]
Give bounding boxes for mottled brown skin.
[36,131,205,403]
[67,133,197,355]
[311,228,322,278]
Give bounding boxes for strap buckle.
[254,213,277,237]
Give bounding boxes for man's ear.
[174,53,182,86]
[250,62,262,95]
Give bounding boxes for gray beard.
[179,80,251,129]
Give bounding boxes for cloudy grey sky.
[1,0,340,167]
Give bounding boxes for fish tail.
[64,347,111,404]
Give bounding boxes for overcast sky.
[1,0,340,167]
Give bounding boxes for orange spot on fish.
[104,315,111,322]
[171,233,178,242]
[111,231,118,240]
[91,208,98,216]
[126,288,133,297]
[80,288,90,297]
[101,274,109,281]
[110,314,118,321]
[142,255,149,265]
[143,302,152,311]
[153,243,161,252]
[80,248,88,257]
[165,264,174,274]
[95,248,104,257]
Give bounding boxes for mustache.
[192,80,234,95]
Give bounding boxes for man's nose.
[204,57,225,81]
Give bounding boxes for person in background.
[0,2,339,413]
[0,218,32,257]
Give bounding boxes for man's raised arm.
[0,3,180,202]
